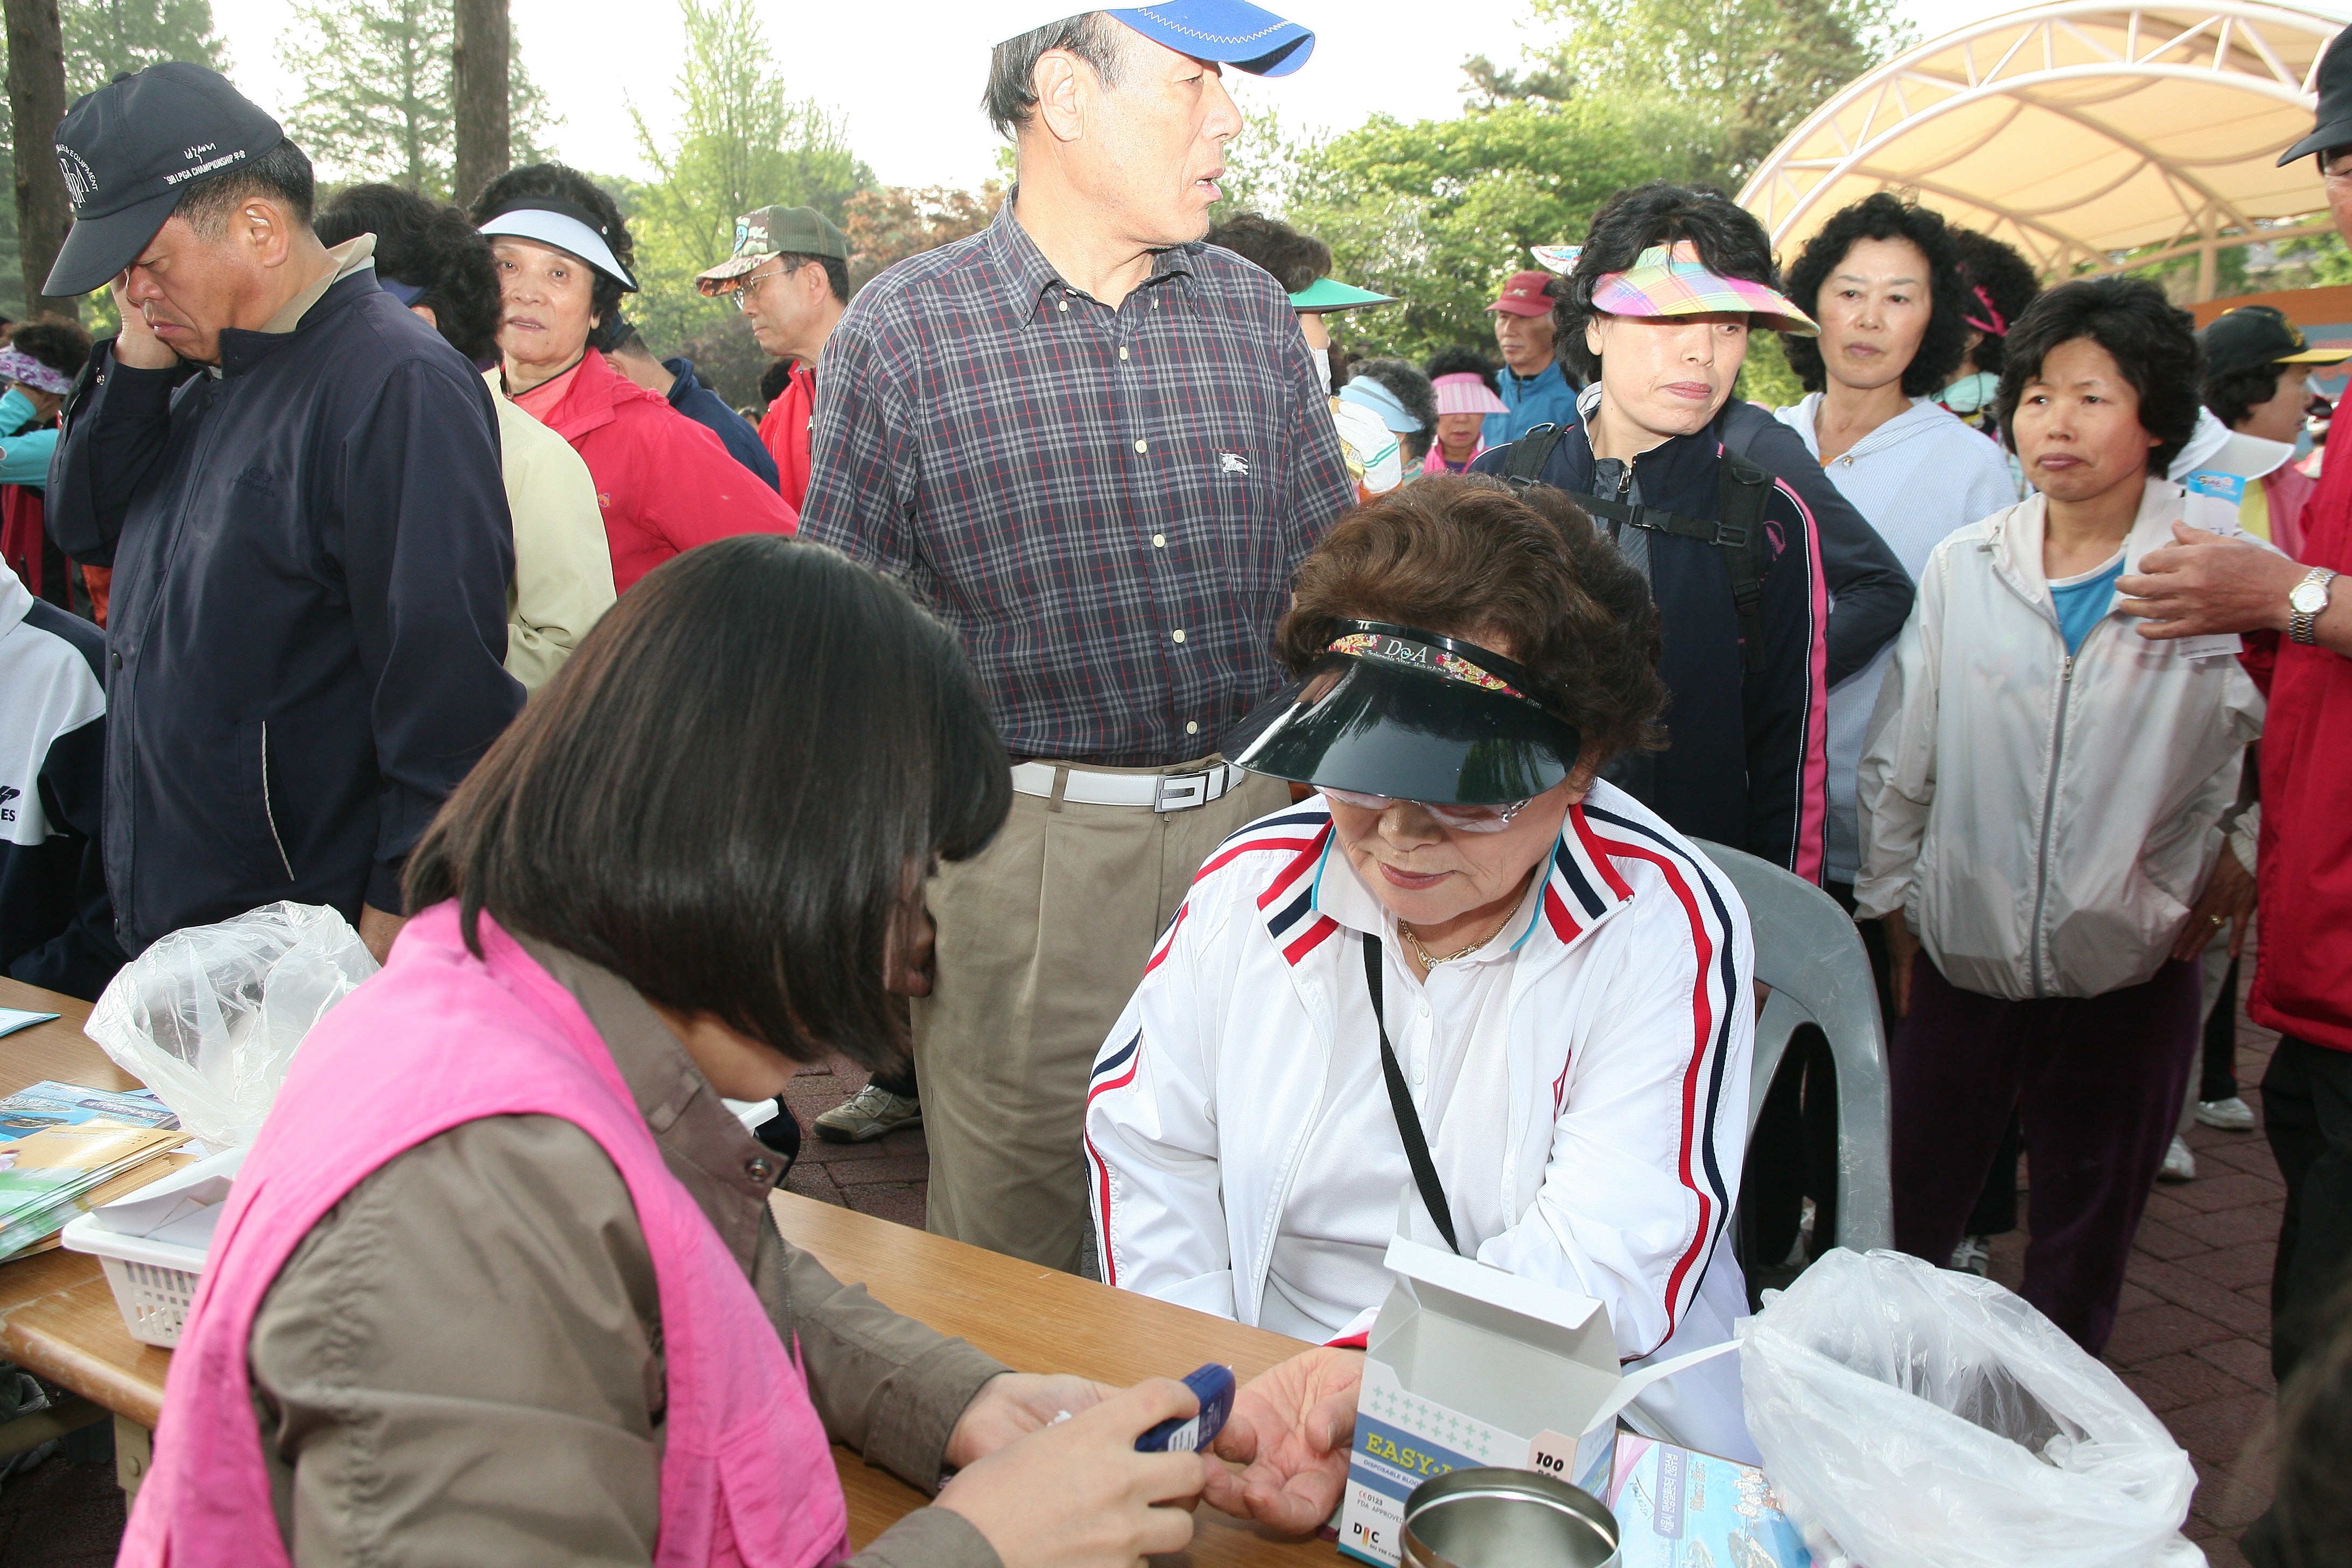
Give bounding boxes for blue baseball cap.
[993,4,1315,76]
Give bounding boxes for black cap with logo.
[43,63,284,297]
[2200,304,2352,376]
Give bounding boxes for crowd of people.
[2,2,2351,1565]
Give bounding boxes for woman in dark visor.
[1084,474,1764,1460]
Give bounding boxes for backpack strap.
[1499,422,1573,491]
[1716,452,1773,679]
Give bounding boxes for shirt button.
[1172,629,1186,643]
[110,650,122,669]
[1412,1064,1427,1086]
[1119,346,1130,360]
[1418,1000,1432,1019]
[1133,438,1149,453]
[1152,533,1166,548]
[1059,299,1069,312]
[745,1156,777,1183]
[1186,721,1199,736]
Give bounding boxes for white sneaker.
[2159,1135,2196,1183]
[813,1084,922,1144]
[1949,1235,1991,1276]
[2196,1096,2257,1132]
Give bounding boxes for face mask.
[0,388,35,436]
[1311,348,1331,395]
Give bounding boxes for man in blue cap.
[800,4,1351,1283]
[40,65,521,965]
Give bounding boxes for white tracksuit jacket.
[1084,782,1758,1457]
[1856,478,2266,1000]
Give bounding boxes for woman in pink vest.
[123,537,1362,1567]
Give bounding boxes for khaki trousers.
[911,757,1290,1270]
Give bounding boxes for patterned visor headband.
[1327,631,1530,701]
[0,346,71,396]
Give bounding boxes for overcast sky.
[206,0,2056,193]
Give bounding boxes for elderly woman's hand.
[1205,1346,1364,1534]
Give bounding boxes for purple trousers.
[1889,954,2202,1353]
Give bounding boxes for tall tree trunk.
[450,0,509,209]
[5,0,78,319]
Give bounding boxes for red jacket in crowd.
[2252,447,2352,1053]
[526,347,796,594]
[758,361,817,514]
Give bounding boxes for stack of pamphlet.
[0,1082,188,1262]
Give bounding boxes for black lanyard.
[1363,933,1462,1255]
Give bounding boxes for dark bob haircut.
[1950,228,2041,379]
[1555,183,1782,383]
[1781,193,1971,398]
[2204,361,2291,432]
[405,536,1011,1068]
[469,162,636,352]
[316,183,503,364]
[1425,345,1502,394]
[1206,212,1332,294]
[1996,276,2202,475]
[1276,474,1667,768]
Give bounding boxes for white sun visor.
[477,202,639,291]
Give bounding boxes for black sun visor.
[1232,621,1585,805]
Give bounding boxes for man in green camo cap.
[697,205,852,512]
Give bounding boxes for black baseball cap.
[2200,305,2352,375]
[44,63,284,297]
[1233,622,1586,804]
[2281,26,2352,165]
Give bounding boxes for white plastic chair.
[1690,838,1894,1251]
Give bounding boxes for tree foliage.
[842,183,1005,292]
[620,0,872,363]
[1469,0,1914,190]
[65,0,226,95]
[277,0,552,202]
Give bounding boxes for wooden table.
[773,1192,1333,1565]
[0,978,173,1431]
[0,977,1336,1561]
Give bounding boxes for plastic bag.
[86,902,380,1150]
[1739,1248,2199,1568]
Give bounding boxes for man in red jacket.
[2118,22,2352,1435]
[697,206,850,513]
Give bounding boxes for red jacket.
[531,349,795,593]
[2252,445,2352,1052]
[758,362,817,514]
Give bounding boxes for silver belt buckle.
[1154,766,1215,813]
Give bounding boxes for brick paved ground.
[1978,979,2287,1567]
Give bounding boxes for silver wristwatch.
[2289,566,2339,646]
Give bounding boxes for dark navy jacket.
[47,271,523,954]
[1473,412,1829,878]
[663,357,780,492]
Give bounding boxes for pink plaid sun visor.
[1432,373,1507,416]
[1591,241,1818,336]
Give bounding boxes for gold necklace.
[1399,915,1506,968]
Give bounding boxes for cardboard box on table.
[1338,1235,1811,1568]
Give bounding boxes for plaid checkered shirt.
[799,201,1355,767]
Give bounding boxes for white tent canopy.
[1739,2,2346,299]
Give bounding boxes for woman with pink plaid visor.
[1086,475,1765,1462]
[1422,355,1509,474]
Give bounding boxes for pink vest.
[120,903,850,1568]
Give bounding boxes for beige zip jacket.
[482,369,615,689]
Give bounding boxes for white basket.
[60,1212,207,1348]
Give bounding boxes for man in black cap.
[2117,27,2352,1565]
[42,64,521,963]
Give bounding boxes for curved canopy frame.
[1738,2,2345,299]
